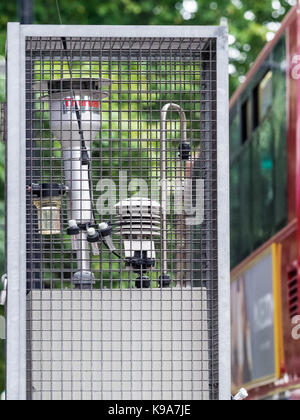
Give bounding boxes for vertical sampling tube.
[160,103,187,286]
[63,146,93,272]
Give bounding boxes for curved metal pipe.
[160,103,188,279]
[161,103,187,144]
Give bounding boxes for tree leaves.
[0,0,294,94]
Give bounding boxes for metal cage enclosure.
[5,24,229,401]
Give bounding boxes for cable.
[102,241,122,260]
[56,0,63,24]
[60,36,97,225]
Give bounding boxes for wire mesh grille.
[24,36,218,400]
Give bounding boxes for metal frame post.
[6,22,27,401]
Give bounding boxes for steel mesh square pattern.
[24,36,218,400]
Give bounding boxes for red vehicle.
[230,4,300,400]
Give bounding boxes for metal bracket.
[0,273,7,305]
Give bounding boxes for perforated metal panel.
[6,24,230,401]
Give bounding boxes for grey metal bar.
[216,27,230,401]
[20,25,226,39]
[6,22,27,400]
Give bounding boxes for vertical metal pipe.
[63,148,93,272]
[18,0,34,24]
[160,103,187,279]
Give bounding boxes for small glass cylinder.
[68,219,79,250]
[71,235,79,250]
[33,196,62,235]
[87,227,100,256]
[91,242,99,256]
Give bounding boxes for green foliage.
[0,0,295,94]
